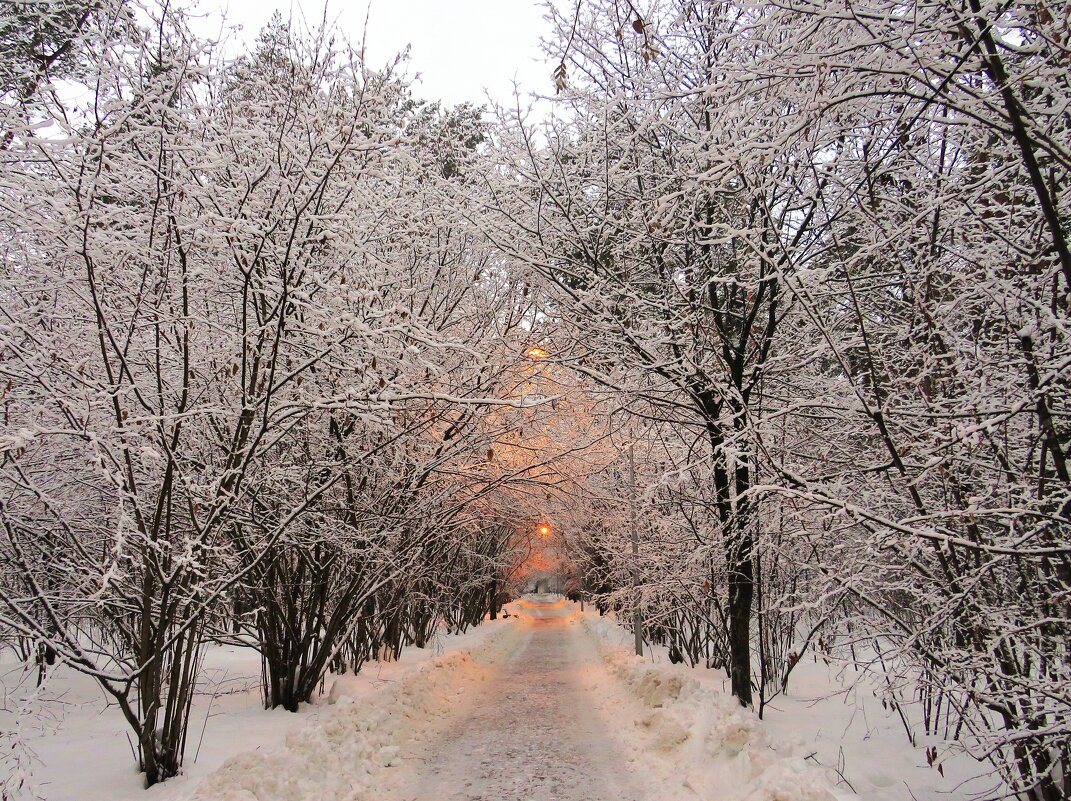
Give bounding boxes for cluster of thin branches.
[482,1,1070,799]
[0,2,550,788]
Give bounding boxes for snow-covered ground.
[583,611,1001,801]
[2,642,302,801]
[377,595,654,801]
[3,597,998,801]
[0,616,510,801]
[580,611,844,801]
[760,656,1003,801]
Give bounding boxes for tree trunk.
[726,531,754,707]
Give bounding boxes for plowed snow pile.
[584,614,848,801]
[191,631,511,801]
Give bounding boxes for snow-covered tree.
[487,1,1069,796]
[0,5,548,783]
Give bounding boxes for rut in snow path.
[380,598,650,801]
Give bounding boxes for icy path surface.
[380,597,651,801]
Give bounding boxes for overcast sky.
[185,0,557,108]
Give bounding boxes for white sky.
[184,0,557,108]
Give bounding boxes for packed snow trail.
[379,596,651,801]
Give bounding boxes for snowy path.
[379,598,651,801]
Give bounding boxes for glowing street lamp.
[525,346,549,360]
[538,523,551,538]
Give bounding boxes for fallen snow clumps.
[584,615,848,801]
[190,649,483,801]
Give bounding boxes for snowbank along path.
[191,597,842,801]
[378,596,652,801]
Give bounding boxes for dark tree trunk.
[726,534,754,707]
